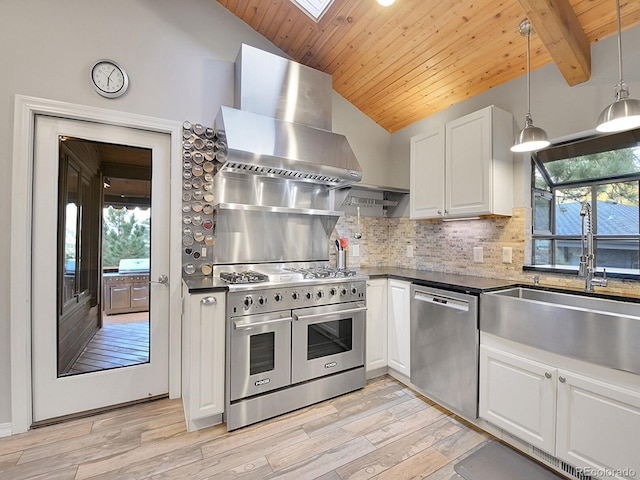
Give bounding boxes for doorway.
[31,116,170,423]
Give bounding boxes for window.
[289,0,334,20]
[531,128,640,275]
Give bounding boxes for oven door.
[291,302,366,384]
[229,310,292,401]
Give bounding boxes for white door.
[31,116,170,422]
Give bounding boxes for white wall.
[391,24,640,203]
[332,92,392,187]
[0,0,388,427]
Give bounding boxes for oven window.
[250,332,275,375]
[307,319,352,360]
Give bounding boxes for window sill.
[523,264,640,281]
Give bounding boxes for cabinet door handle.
[545,372,552,379]
[201,296,217,306]
[559,376,566,383]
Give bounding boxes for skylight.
[290,0,335,21]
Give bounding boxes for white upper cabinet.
[410,105,513,220]
[410,126,445,219]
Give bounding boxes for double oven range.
[220,264,367,430]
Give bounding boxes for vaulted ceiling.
[217,0,640,133]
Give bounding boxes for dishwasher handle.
[413,290,470,312]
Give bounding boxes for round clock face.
[90,60,129,98]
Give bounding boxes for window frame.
[528,129,640,279]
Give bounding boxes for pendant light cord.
[526,26,531,118]
[616,0,624,86]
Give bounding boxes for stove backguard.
[212,172,342,265]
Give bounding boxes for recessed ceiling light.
[377,0,395,6]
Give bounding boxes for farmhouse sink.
[481,287,640,375]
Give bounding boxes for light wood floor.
[0,376,493,480]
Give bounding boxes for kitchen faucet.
[579,202,607,292]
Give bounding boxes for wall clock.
[90,59,129,98]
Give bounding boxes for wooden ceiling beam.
[515,0,591,85]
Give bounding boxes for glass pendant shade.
[596,0,640,133]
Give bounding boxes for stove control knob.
[257,295,268,306]
[274,292,283,302]
[292,291,300,300]
[329,287,337,296]
[305,291,313,300]
[316,290,325,299]
[340,287,348,296]
[243,296,253,309]
[351,287,358,296]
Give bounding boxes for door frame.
[10,95,183,433]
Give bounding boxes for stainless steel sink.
[481,287,640,375]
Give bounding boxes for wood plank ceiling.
[217,0,640,133]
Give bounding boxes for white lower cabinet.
[480,339,640,478]
[387,279,411,377]
[366,279,388,373]
[556,370,640,477]
[479,345,556,452]
[182,287,226,432]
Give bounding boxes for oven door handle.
[294,306,367,322]
[233,316,293,331]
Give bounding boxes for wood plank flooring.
[0,376,494,480]
[68,317,150,374]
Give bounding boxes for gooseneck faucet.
[579,202,607,292]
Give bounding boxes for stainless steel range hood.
[214,44,362,187]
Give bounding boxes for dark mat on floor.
[454,441,565,480]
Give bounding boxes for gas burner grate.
[284,266,357,279]
[220,270,269,284]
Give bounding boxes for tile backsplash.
[332,207,640,297]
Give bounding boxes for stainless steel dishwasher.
[410,284,479,419]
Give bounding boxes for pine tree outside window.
[102,206,150,269]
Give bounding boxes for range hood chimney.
[214,44,362,187]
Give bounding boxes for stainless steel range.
[220,263,367,430]
[206,45,367,430]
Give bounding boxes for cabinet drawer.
[131,285,149,308]
[109,286,131,310]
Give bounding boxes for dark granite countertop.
[182,276,228,293]
[183,267,516,295]
[183,266,639,302]
[358,267,516,294]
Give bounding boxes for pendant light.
[596,0,640,133]
[511,19,550,153]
